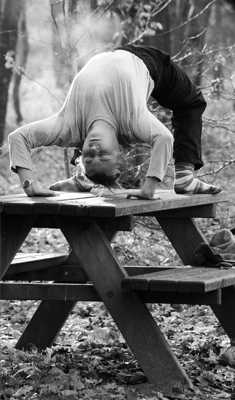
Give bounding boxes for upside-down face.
[82,122,121,185]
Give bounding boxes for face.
[82,137,121,181]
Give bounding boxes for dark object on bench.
[193,243,233,268]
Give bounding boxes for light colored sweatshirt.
[8,50,173,180]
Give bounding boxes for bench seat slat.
[122,267,235,293]
[0,282,222,304]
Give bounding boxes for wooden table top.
[0,190,232,217]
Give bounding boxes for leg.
[61,219,192,395]
[151,54,220,194]
[172,103,205,171]
[174,162,222,195]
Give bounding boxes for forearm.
[16,167,34,186]
[146,131,173,181]
[134,110,173,181]
[8,113,64,172]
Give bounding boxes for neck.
[87,121,119,150]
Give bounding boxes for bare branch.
[156,0,215,37]
[198,160,235,177]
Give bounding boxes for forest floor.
[1,1,235,398]
[0,210,234,400]
[0,158,234,399]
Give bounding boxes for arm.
[8,113,65,196]
[129,110,173,199]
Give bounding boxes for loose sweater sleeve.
[133,110,174,181]
[8,113,66,172]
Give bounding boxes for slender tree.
[0,0,22,145]
[13,1,29,124]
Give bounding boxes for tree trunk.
[13,0,29,124]
[0,0,22,145]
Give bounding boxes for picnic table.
[0,190,234,396]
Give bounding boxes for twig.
[155,0,215,37]
[198,160,235,177]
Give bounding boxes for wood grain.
[122,267,235,293]
[61,220,192,394]
[0,191,231,217]
[0,282,222,305]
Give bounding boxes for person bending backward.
[8,45,221,198]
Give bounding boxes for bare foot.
[50,177,80,192]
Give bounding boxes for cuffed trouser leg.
[172,101,206,170]
[147,127,174,181]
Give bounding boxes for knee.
[158,128,174,155]
[195,92,207,113]
[162,128,174,147]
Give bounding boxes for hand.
[24,181,57,197]
[127,177,161,200]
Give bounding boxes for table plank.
[0,191,231,217]
[0,282,222,305]
[122,267,235,293]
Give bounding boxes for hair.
[86,172,120,187]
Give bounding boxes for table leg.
[16,223,118,351]
[61,219,192,395]
[0,214,31,279]
[156,217,207,265]
[157,217,235,347]
[16,300,75,350]
[212,286,235,344]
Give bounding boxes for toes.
[210,186,222,194]
[49,179,78,192]
[205,185,222,194]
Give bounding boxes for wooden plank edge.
[0,282,221,304]
[4,264,180,281]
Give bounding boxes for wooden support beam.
[15,214,133,231]
[6,253,68,276]
[0,282,222,305]
[15,221,123,351]
[148,204,216,218]
[61,220,192,395]
[0,214,31,279]
[16,301,75,350]
[156,216,235,345]
[5,262,176,282]
[212,286,235,341]
[156,217,208,265]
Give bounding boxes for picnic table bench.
[0,190,234,396]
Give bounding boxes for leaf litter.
[0,210,234,399]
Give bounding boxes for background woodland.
[0,1,235,399]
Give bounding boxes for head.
[82,121,121,187]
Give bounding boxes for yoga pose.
[8,45,221,198]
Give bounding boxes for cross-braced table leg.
[157,216,235,347]
[16,222,120,350]
[212,286,235,349]
[16,300,75,349]
[0,214,31,279]
[61,219,192,395]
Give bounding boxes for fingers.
[126,189,144,199]
[26,189,57,197]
